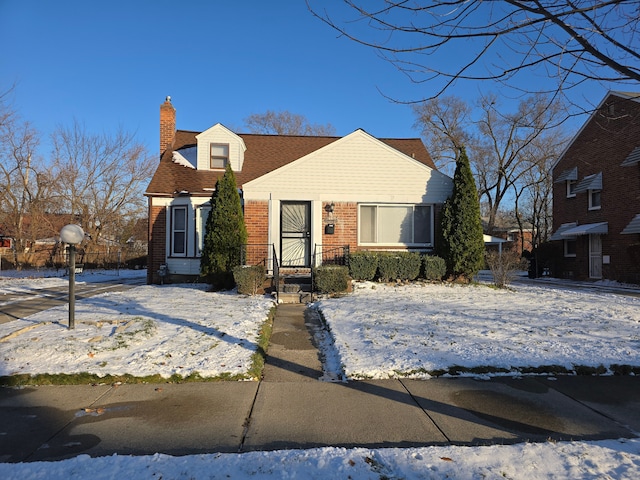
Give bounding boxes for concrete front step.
[278,291,313,304]
[281,283,311,293]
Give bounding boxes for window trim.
[588,189,601,210]
[566,179,576,198]
[195,205,211,257]
[170,206,188,257]
[358,203,434,247]
[210,143,229,170]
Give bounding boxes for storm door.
[589,234,603,279]
[281,201,311,267]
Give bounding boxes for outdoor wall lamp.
[60,224,84,329]
[325,203,335,213]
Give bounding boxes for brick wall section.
[244,200,269,265]
[160,98,176,154]
[322,202,358,250]
[147,204,166,284]
[553,95,640,282]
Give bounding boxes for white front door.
[589,234,602,279]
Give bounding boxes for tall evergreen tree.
[200,164,247,288]
[440,147,485,282]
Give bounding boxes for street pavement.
[0,277,146,324]
[1,303,639,463]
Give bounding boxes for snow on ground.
[0,272,274,379]
[0,268,147,297]
[0,439,639,479]
[1,273,640,478]
[315,281,640,379]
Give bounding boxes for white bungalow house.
[145,98,453,284]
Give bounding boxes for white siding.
[243,130,452,203]
[195,124,246,171]
[167,258,201,276]
[151,196,210,274]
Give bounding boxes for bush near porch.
[348,251,446,283]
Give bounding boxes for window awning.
[483,234,508,244]
[554,166,578,183]
[573,172,602,193]
[621,146,640,167]
[561,222,608,237]
[549,222,577,241]
[621,214,640,234]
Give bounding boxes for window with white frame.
[171,206,187,256]
[589,189,601,210]
[210,143,229,169]
[196,205,211,256]
[359,204,432,246]
[566,180,576,198]
[564,238,576,257]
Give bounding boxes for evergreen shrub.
[422,255,446,281]
[377,252,421,282]
[200,165,248,289]
[313,265,350,294]
[348,251,378,281]
[439,147,485,282]
[233,265,266,295]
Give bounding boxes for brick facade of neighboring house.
[550,91,640,284]
[146,98,453,284]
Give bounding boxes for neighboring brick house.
[550,91,640,284]
[145,98,453,284]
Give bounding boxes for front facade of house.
[146,98,453,284]
[550,91,640,284]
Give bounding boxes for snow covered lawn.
[1,439,639,480]
[316,281,640,379]
[0,278,275,380]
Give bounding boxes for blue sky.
[0,0,618,159]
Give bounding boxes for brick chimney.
[160,96,176,155]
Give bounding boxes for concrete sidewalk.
[1,304,639,463]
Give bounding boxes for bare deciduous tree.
[512,130,560,251]
[414,93,567,235]
[309,1,640,104]
[413,96,473,176]
[0,100,53,267]
[244,110,336,135]
[50,121,155,259]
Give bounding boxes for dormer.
[195,124,246,172]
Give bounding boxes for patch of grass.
[574,364,608,376]
[247,306,276,380]
[0,370,248,387]
[390,363,635,379]
[610,364,640,375]
[519,365,572,375]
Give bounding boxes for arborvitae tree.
[439,147,485,282]
[200,164,248,289]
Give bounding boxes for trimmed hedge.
[422,255,446,281]
[313,265,350,294]
[348,251,379,281]
[376,252,422,282]
[233,265,266,295]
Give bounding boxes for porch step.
[281,282,311,293]
[278,291,313,304]
[277,275,312,304]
